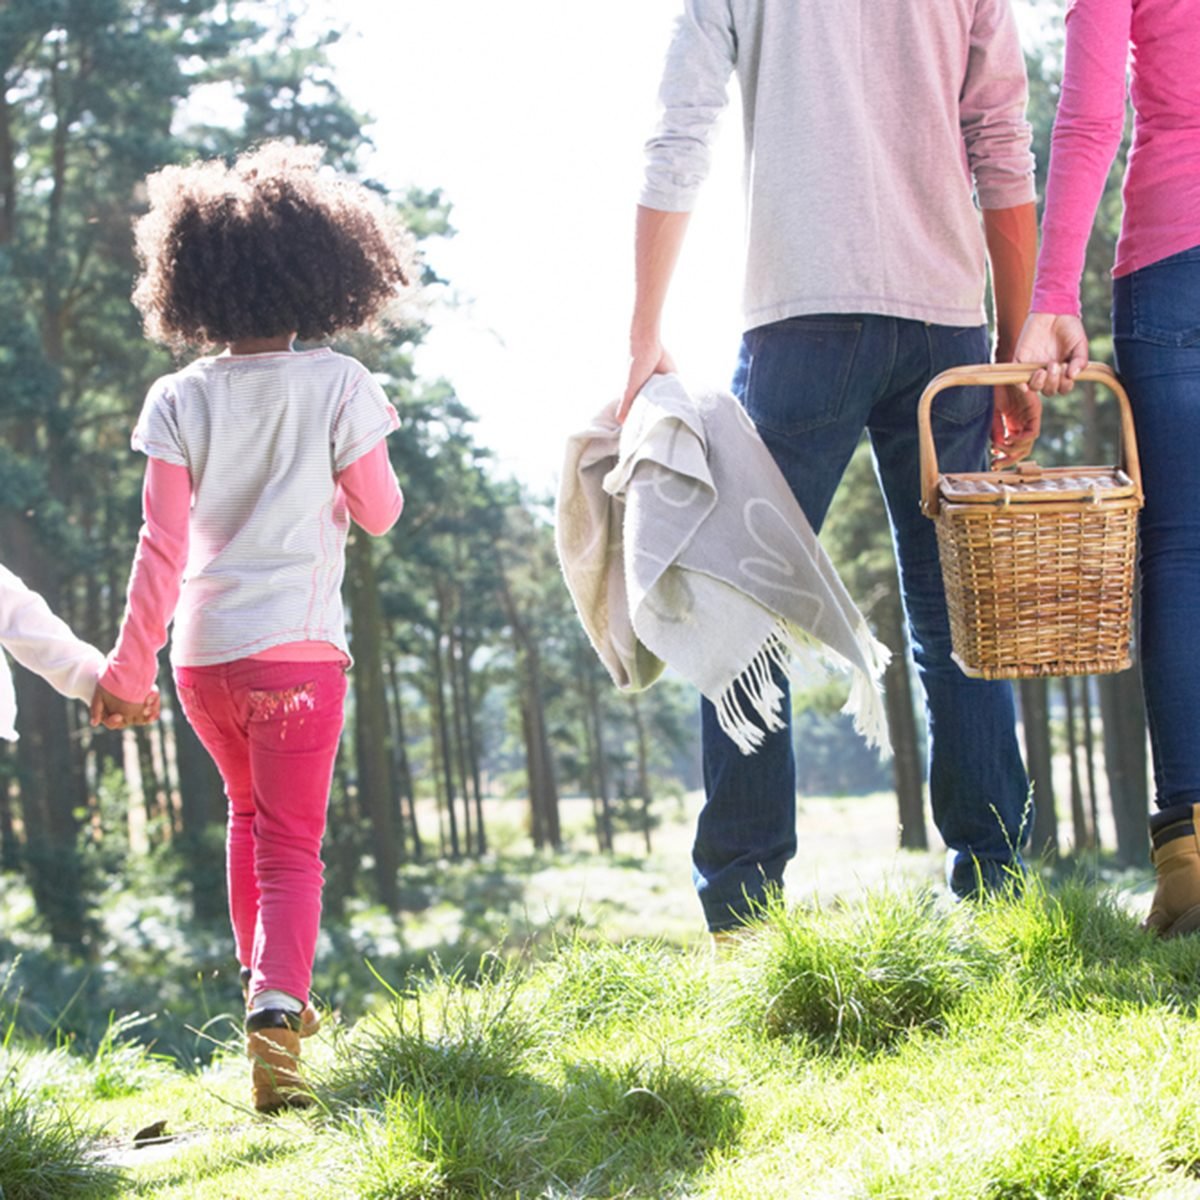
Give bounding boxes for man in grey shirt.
[623,0,1041,931]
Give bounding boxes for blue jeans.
[694,315,1031,930]
[1113,244,1200,811]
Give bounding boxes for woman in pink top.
[1015,0,1200,937]
[94,142,414,1111]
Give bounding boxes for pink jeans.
[174,659,347,1005]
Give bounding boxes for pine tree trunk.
[1099,667,1150,866]
[456,632,487,856]
[1019,677,1058,860]
[630,695,653,855]
[383,648,419,863]
[1081,677,1100,849]
[430,635,460,858]
[346,532,399,908]
[2,516,90,946]
[161,669,227,921]
[877,594,927,849]
[499,571,560,851]
[583,664,614,853]
[443,607,473,857]
[1063,678,1092,851]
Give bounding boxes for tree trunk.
[499,571,560,851]
[441,599,473,857]
[1063,678,1092,851]
[877,594,927,849]
[383,647,419,863]
[430,635,460,858]
[346,532,399,908]
[0,85,15,246]
[456,631,487,857]
[1081,676,1100,849]
[1,515,90,945]
[583,662,614,853]
[630,695,654,855]
[161,669,227,921]
[1019,677,1058,861]
[1099,667,1150,867]
[135,726,162,842]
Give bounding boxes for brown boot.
[240,969,321,1038]
[1145,804,1200,938]
[246,1009,314,1114]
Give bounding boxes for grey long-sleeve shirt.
[642,0,1037,331]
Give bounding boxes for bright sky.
[325,1,1045,493]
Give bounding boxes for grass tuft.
[321,954,535,1108]
[536,933,709,1033]
[979,1119,1146,1199]
[0,1063,125,1199]
[738,888,997,1053]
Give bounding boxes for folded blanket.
[556,374,891,756]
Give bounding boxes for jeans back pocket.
[1129,244,1200,347]
[742,317,863,436]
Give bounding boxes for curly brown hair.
[132,141,416,348]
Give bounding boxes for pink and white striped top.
[110,348,400,688]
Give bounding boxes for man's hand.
[620,337,677,423]
[1013,312,1089,396]
[90,683,160,730]
[992,383,1042,468]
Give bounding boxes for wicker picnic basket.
[918,362,1143,680]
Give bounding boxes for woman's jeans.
[695,315,1031,930]
[175,659,348,1003]
[1113,243,1200,811]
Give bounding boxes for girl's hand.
[1014,312,1090,396]
[90,683,159,729]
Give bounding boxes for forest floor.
[443,787,1153,946]
[2,789,1169,1199]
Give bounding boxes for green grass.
[6,789,1200,1200]
[11,871,1200,1198]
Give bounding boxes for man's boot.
[1145,803,1200,938]
[246,1009,314,1114]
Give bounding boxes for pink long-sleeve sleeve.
[101,457,191,704]
[337,438,403,536]
[1031,0,1200,316]
[1029,0,1132,316]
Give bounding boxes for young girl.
[96,141,414,1112]
[1,562,156,738]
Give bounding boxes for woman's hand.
[1014,312,1090,396]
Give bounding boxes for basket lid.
[937,463,1137,505]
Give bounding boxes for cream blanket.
[556,374,891,757]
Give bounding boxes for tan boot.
[241,969,321,1037]
[246,1010,314,1114]
[1145,804,1200,938]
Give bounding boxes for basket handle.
[918,362,1143,517]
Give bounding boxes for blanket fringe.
[713,623,892,758]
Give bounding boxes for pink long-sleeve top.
[1030,0,1200,316]
[101,440,402,703]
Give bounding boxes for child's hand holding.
[90,683,160,730]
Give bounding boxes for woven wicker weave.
[918,363,1143,680]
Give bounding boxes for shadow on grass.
[326,1040,744,1199]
